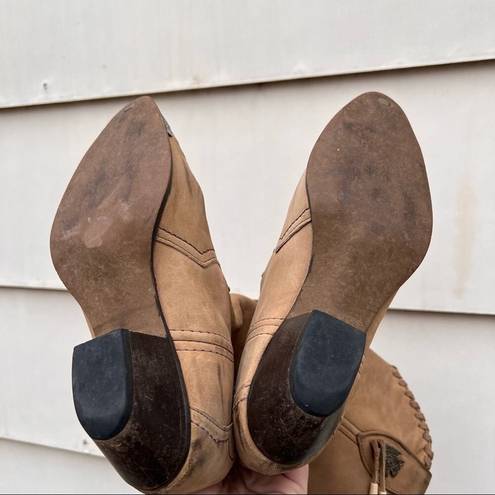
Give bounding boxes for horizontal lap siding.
[2,3,494,492]
[1,0,495,107]
[1,287,494,493]
[1,62,494,314]
[0,439,134,493]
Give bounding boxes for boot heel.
[248,310,365,465]
[72,329,189,491]
[290,310,365,416]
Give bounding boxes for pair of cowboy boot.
[51,92,432,493]
[231,294,433,494]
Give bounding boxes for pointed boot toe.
[234,92,432,473]
[51,97,233,493]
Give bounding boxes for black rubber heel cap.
[72,329,132,440]
[290,310,365,417]
[71,328,190,491]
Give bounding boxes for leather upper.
[231,295,433,495]
[309,351,433,494]
[153,136,234,493]
[233,174,314,473]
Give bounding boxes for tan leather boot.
[309,351,433,495]
[231,294,433,494]
[233,93,432,474]
[51,97,233,493]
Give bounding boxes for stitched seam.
[233,396,247,409]
[248,320,282,333]
[156,234,217,262]
[339,426,358,444]
[233,382,252,408]
[245,331,276,343]
[170,328,231,345]
[191,407,233,432]
[252,317,284,323]
[237,383,251,393]
[278,214,311,245]
[275,218,311,253]
[391,366,433,467]
[278,208,310,240]
[173,339,233,355]
[177,348,233,363]
[339,419,358,439]
[155,236,218,266]
[158,227,214,255]
[191,420,229,444]
[342,416,364,433]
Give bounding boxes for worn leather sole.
[50,97,190,491]
[248,93,432,466]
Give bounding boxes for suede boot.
[51,97,234,493]
[233,93,432,474]
[231,294,433,494]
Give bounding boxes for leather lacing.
[369,439,387,494]
[391,366,434,469]
[368,366,433,494]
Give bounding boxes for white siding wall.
[1,1,494,493]
[2,289,494,493]
[2,0,495,108]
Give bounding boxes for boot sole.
[247,92,433,466]
[50,97,189,491]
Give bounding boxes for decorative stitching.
[253,316,285,328]
[278,213,311,245]
[248,320,282,333]
[191,420,229,444]
[156,237,217,264]
[341,416,362,432]
[191,407,233,432]
[173,339,233,355]
[279,208,310,240]
[233,396,247,409]
[235,382,251,395]
[275,210,311,252]
[337,423,358,444]
[158,227,214,255]
[233,382,253,408]
[170,328,231,344]
[232,382,252,409]
[391,365,433,468]
[155,235,218,267]
[245,331,276,343]
[177,348,234,363]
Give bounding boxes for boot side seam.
[155,233,218,267]
[279,207,310,241]
[170,328,232,345]
[190,420,230,444]
[275,211,311,253]
[172,338,233,355]
[177,348,234,363]
[158,226,214,254]
[191,407,233,433]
